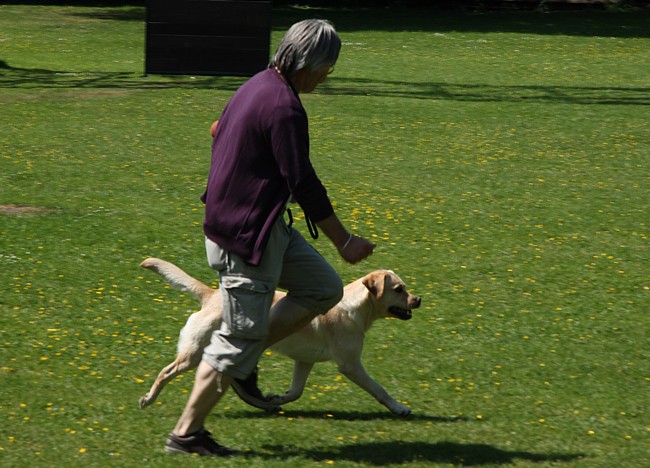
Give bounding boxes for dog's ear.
[362,271,386,299]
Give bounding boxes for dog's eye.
[394,286,405,294]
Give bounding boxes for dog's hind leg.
[266,361,314,406]
[139,351,201,408]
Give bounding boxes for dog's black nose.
[413,296,422,308]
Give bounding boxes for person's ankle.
[173,425,202,438]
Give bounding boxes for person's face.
[293,66,334,93]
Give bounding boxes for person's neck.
[273,66,300,95]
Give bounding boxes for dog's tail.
[140,257,214,304]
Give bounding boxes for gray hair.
[270,19,341,79]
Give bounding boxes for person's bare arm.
[316,213,375,264]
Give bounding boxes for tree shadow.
[2,63,648,107]
[0,61,246,92]
[275,5,650,38]
[322,76,650,106]
[4,1,649,37]
[253,441,586,465]
[69,6,144,22]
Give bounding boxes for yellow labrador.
[138,257,421,416]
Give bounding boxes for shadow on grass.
[69,6,144,21]
[255,441,585,465]
[4,2,649,37]
[0,61,246,93]
[228,409,587,464]
[273,6,650,38]
[324,77,650,106]
[2,62,648,106]
[66,5,650,40]
[228,408,469,422]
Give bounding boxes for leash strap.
[306,215,319,240]
[285,208,318,240]
[286,208,294,228]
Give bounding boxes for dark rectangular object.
[146,0,271,76]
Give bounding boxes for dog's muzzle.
[389,307,413,320]
[389,297,420,320]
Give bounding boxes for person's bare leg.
[264,297,316,348]
[173,361,234,436]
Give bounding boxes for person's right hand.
[338,235,375,264]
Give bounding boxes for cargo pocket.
[220,275,273,340]
[206,238,228,272]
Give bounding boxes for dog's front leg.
[338,360,411,416]
[267,361,314,406]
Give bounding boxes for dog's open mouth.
[389,307,412,320]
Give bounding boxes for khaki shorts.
[202,216,343,379]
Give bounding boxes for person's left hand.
[339,235,375,264]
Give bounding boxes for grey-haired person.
[164,19,375,456]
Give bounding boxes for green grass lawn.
[1,4,648,467]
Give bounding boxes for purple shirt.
[201,68,334,266]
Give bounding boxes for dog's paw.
[265,393,287,405]
[139,258,157,269]
[139,395,152,409]
[389,402,411,417]
[397,408,412,417]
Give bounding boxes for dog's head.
[361,270,421,320]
